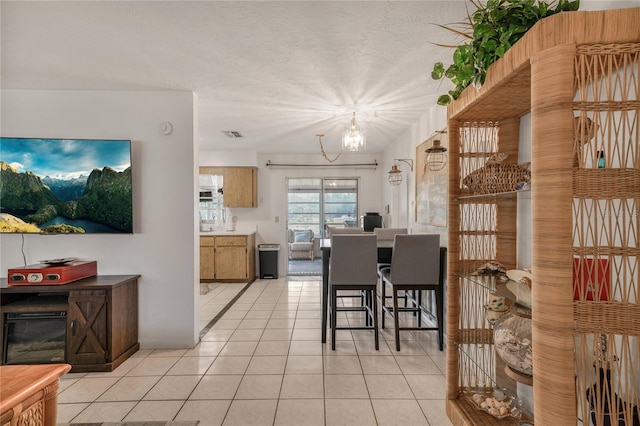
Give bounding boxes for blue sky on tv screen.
[1,138,131,180]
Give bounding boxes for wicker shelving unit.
[446,8,640,426]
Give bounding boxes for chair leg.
[393,287,400,351]
[380,278,386,329]
[365,290,371,327]
[372,288,379,350]
[331,286,337,350]
[416,290,422,327]
[436,287,444,351]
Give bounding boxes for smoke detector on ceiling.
[221,130,244,138]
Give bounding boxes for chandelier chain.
[317,134,344,163]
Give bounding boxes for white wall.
[199,151,384,274]
[0,89,200,348]
[381,105,449,244]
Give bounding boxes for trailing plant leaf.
[432,62,445,80]
[432,0,580,106]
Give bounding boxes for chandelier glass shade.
[342,112,366,151]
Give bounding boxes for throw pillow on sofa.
[294,230,311,242]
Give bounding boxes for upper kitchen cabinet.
[200,166,258,208]
[223,167,257,208]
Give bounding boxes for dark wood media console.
[0,275,139,373]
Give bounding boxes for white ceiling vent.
[222,130,244,138]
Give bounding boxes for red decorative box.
[573,257,610,301]
[7,259,97,285]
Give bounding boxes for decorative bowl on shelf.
[494,306,533,378]
[463,387,523,420]
[505,269,532,308]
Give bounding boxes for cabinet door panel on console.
[66,290,108,365]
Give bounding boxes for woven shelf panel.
[459,328,494,345]
[573,169,640,199]
[574,301,640,335]
[460,278,492,332]
[572,200,638,255]
[457,122,500,274]
[573,41,639,426]
[458,342,495,389]
[456,280,496,391]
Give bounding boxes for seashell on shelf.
[463,388,523,420]
[506,269,533,308]
[471,260,507,276]
[506,269,532,284]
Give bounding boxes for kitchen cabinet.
[445,8,639,426]
[200,166,258,208]
[223,167,257,207]
[200,236,216,280]
[200,234,255,282]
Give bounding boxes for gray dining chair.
[373,227,407,267]
[373,227,407,241]
[326,226,364,237]
[374,227,409,307]
[328,234,379,350]
[378,234,443,351]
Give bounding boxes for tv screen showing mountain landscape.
[0,138,133,234]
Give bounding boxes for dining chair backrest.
[329,234,377,285]
[327,226,364,237]
[373,227,408,241]
[389,234,440,285]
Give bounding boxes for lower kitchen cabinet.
[200,234,255,282]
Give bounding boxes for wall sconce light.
[388,159,414,186]
[425,139,448,171]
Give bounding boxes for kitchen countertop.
[200,226,256,236]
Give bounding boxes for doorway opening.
[286,177,360,276]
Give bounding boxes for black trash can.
[258,244,280,279]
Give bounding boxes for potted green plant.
[431,0,580,106]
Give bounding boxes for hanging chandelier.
[342,112,366,151]
[317,111,366,162]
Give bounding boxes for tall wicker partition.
[445,8,640,426]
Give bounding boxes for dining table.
[320,237,447,344]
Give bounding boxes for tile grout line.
[199,281,255,339]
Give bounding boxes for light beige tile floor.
[57,279,452,426]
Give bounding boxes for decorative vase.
[493,305,532,378]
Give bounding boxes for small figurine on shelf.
[597,150,606,168]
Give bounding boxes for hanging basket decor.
[463,154,531,194]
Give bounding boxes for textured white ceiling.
[1,1,634,154]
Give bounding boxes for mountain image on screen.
[0,138,133,234]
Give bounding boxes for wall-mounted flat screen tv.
[0,138,133,234]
